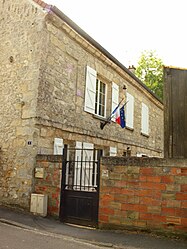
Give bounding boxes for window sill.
[141,132,149,138]
[126,126,134,132]
[93,114,107,122]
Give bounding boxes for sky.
[45,0,187,68]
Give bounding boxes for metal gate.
[59,144,101,227]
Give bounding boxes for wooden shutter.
[84,66,97,114]
[53,138,64,155]
[83,142,94,187]
[126,93,134,129]
[111,82,119,121]
[74,142,94,188]
[141,103,149,135]
[74,141,82,189]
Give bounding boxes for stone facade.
[0,0,48,208]
[0,0,163,209]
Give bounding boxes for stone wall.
[0,0,163,209]
[33,155,187,236]
[0,0,47,207]
[99,157,187,235]
[35,12,164,157]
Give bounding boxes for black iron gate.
[60,145,101,227]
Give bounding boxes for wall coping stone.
[101,156,187,167]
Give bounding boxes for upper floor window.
[95,79,106,117]
[141,103,149,136]
[84,66,107,118]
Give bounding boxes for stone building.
[0,0,163,209]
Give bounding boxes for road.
[0,222,137,249]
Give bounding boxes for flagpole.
[100,85,127,130]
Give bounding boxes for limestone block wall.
[35,13,163,157]
[99,157,187,235]
[0,0,164,210]
[0,0,48,207]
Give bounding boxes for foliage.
[135,50,164,100]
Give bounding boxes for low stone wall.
[34,155,62,216]
[99,157,187,235]
[34,155,187,235]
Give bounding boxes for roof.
[32,0,51,9]
[32,0,162,104]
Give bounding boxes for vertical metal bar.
[80,148,83,191]
[59,144,67,220]
[95,150,101,225]
[92,149,96,186]
[96,150,101,191]
[88,156,91,190]
[62,145,68,189]
[83,155,86,190]
[76,155,78,190]
[71,160,74,190]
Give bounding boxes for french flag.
[115,105,126,128]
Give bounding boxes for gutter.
[51,6,162,104]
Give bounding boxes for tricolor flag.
[115,104,126,128]
[100,99,127,130]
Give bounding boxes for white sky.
[45,0,187,68]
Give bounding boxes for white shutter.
[84,66,97,114]
[83,142,94,187]
[74,141,82,189]
[110,147,117,156]
[126,93,134,129]
[74,142,95,188]
[137,153,147,157]
[111,82,119,121]
[141,103,149,135]
[53,138,64,155]
[75,141,82,161]
[83,142,94,160]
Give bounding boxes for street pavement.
[0,222,111,249]
[0,205,187,249]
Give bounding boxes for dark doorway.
[60,145,101,227]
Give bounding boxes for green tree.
[135,50,164,100]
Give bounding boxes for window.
[126,93,134,129]
[95,79,106,117]
[84,66,107,117]
[109,147,117,156]
[141,103,149,135]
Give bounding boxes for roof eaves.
[32,0,51,9]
